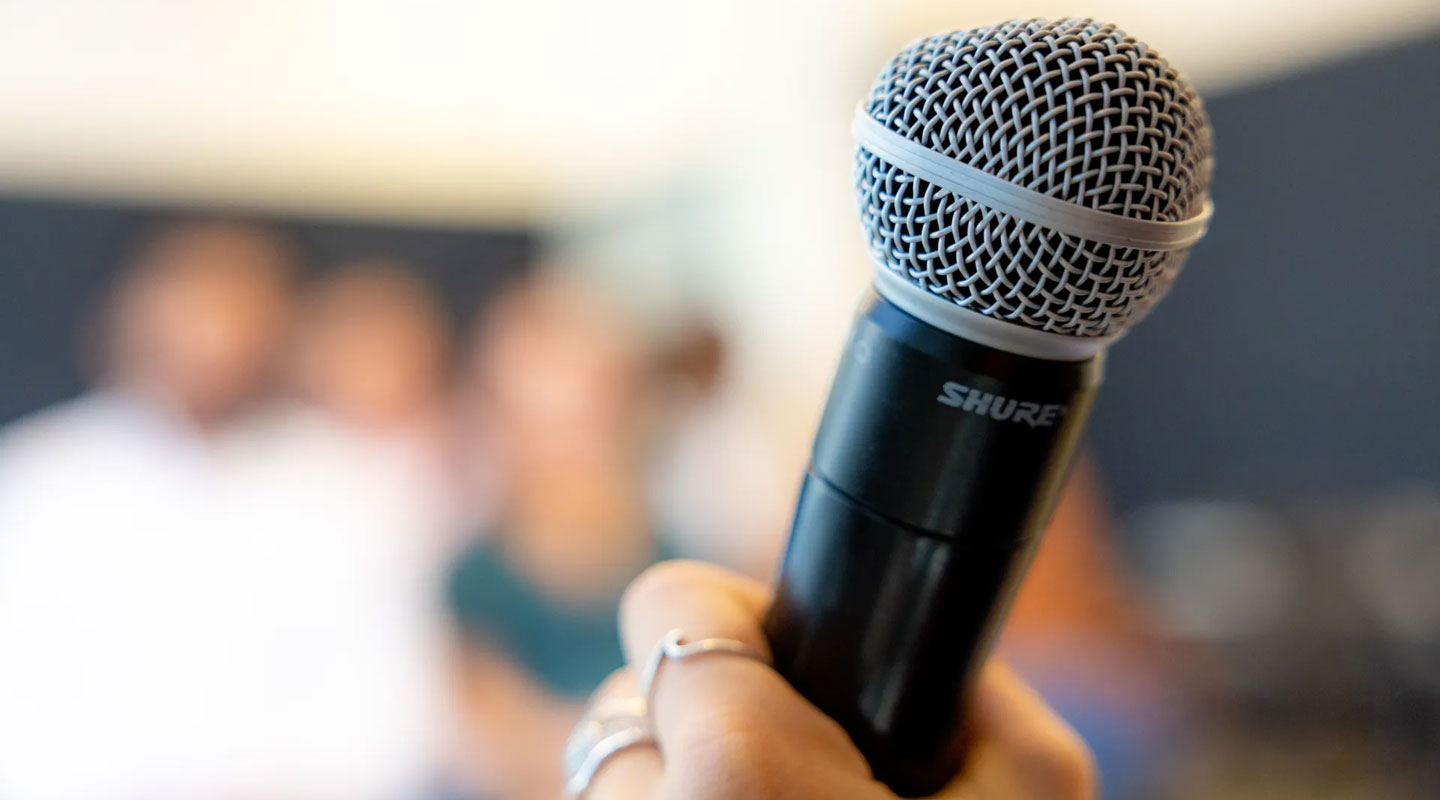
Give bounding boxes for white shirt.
[0,393,450,800]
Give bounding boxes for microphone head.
[856,18,1214,356]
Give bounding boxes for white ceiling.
[0,0,1436,223]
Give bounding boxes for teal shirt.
[446,535,676,699]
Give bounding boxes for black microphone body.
[764,294,1101,797]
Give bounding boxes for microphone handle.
[763,292,1101,797]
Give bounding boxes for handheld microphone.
[763,18,1214,797]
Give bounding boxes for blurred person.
[291,259,454,432]
[648,321,791,577]
[280,260,464,538]
[0,219,304,799]
[0,223,449,800]
[217,261,471,798]
[95,218,296,428]
[446,272,679,800]
[999,460,1189,800]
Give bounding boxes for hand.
[579,560,1096,800]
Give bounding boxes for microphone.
[763,18,1214,797]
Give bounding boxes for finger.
[620,560,771,665]
[618,561,869,778]
[932,661,1096,800]
[579,669,664,800]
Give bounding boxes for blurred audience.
[0,220,795,800]
[0,220,307,799]
[10,214,1419,800]
[220,260,469,798]
[445,272,678,800]
[0,222,451,800]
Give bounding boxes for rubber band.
[853,108,1212,252]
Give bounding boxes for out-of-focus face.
[109,222,295,428]
[472,277,646,469]
[290,263,450,429]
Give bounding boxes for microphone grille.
[857,18,1214,340]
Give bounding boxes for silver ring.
[563,696,656,798]
[639,628,770,703]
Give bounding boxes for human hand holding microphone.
[564,16,1212,799]
[570,560,1095,800]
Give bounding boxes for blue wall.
[1088,32,1440,511]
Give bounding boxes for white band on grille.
[852,108,1212,252]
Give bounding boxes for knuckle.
[1021,723,1098,800]
[622,559,707,614]
[592,667,636,701]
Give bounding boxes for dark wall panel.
[1089,33,1440,511]
[0,198,533,425]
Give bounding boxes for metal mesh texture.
[857,18,1214,338]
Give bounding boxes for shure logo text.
[936,381,1065,428]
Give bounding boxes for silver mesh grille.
[857,18,1214,338]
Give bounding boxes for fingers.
[617,560,784,755]
[612,561,1096,800]
[618,561,872,790]
[581,669,664,800]
[620,559,772,665]
[934,661,1096,800]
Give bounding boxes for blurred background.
[0,2,1437,799]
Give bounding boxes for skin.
[289,262,452,431]
[106,221,295,432]
[581,561,1097,800]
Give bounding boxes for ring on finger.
[563,696,657,798]
[638,628,770,706]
